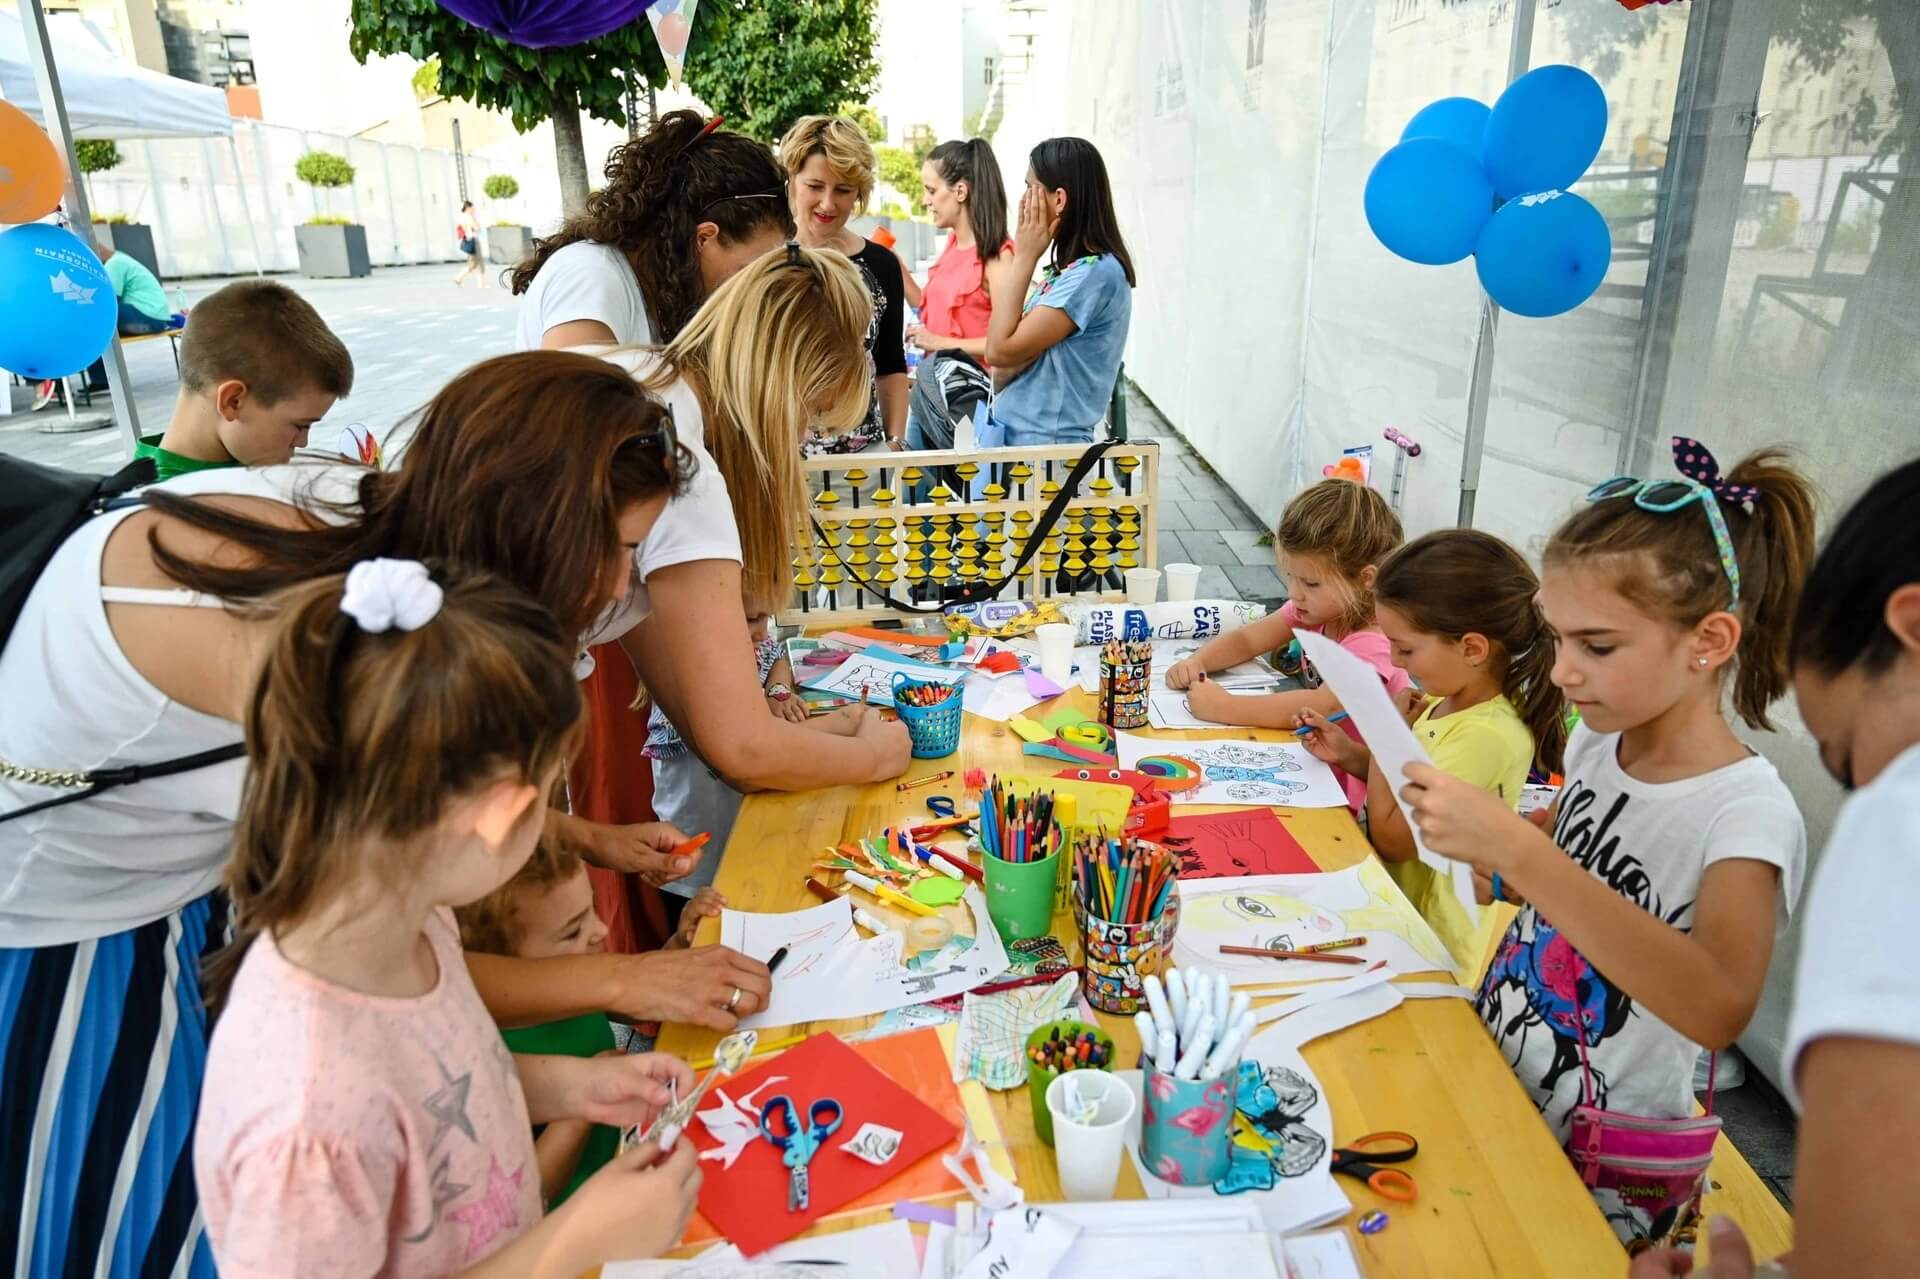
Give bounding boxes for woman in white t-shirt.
[589,244,912,793]
[510,110,793,351]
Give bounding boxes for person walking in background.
[986,137,1136,446]
[453,199,486,287]
[778,114,909,455]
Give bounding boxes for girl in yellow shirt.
[1297,530,1565,971]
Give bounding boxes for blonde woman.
[777,115,908,455]
[587,244,913,794]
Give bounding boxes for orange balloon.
[0,100,65,225]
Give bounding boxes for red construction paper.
[686,1032,959,1255]
[1167,808,1319,878]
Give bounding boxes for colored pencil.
[1217,944,1369,965]
[969,968,1080,997]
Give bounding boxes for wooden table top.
[660,688,1628,1274]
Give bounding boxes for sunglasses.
[1585,475,1741,607]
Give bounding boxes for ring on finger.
[725,985,742,1011]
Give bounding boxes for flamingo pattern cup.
[1141,1064,1236,1185]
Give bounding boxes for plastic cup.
[1026,1020,1115,1147]
[1048,1070,1135,1201]
[1124,567,1161,605]
[983,847,1060,942]
[1034,622,1075,687]
[1163,562,1203,602]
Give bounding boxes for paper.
[962,671,1043,722]
[1116,732,1348,809]
[720,891,1009,1029]
[1024,667,1066,700]
[1146,689,1219,730]
[800,645,964,707]
[955,1205,1082,1279]
[1294,630,1480,922]
[952,971,1081,1089]
[607,1218,917,1276]
[1165,809,1318,878]
[1154,644,1282,692]
[1282,1230,1364,1279]
[1172,861,1457,979]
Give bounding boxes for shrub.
[76,140,123,173]
[90,211,133,224]
[306,213,355,226]
[483,173,519,200]
[294,151,356,188]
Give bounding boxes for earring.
[1696,657,1708,667]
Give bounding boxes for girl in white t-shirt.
[1403,437,1817,1249]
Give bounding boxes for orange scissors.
[1330,1130,1419,1202]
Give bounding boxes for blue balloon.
[1401,97,1492,158]
[1364,138,1494,266]
[0,223,118,379]
[1474,190,1613,318]
[1483,64,1607,198]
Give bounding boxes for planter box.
[295,223,371,279]
[488,224,532,266]
[98,223,160,279]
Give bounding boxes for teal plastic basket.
[892,673,963,759]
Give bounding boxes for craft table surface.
[659,688,1629,1275]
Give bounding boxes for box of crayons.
[1026,1021,1115,1147]
[1098,639,1152,729]
[1071,835,1180,1014]
[980,777,1065,941]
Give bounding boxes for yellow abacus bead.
[871,488,897,507]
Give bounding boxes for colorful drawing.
[1165,809,1318,879]
[1215,1061,1328,1194]
[1173,860,1456,978]
[1117,733,1348,809]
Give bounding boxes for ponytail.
[1722,449,1818,729]
[927,137,1010,280]
[1508,625,1567,775]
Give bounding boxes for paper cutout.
[1007,716,1052,743]
[697,1077,789,1170]
[842,1122,904,1165]
[800,646,963,707]
[1172,861,1456,979]
[1295,631,1480,919]
[951,971,1081,1089]
[1024,667,1067,700]
[1116,732,1348,809]
[1165,809,1318,879]
[963,672,1043,723]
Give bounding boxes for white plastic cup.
[1123,567,1161,605]
[1047,1070,1135,1201]
[1035,622,1076,688]
[1163,562,1203,602]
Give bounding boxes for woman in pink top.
[900,138,1019,451]
[197,562,701,1278]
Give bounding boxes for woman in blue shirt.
[985,137,1136,445]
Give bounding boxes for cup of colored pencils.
[980,775,1064,943]
[1026,1020,1115,1147]
[1071,833,1181,1014]
[1098,639,1152,730]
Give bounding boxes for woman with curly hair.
[512,110,794,349]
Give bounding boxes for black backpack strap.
[1,742,247,824]
[813,440,1123,614]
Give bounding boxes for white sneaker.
[30,380,57,411]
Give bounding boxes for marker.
[766,945,789,975]
[897,770,956,792]
[1143,974,1174,1037]
[804,876,841,904]
[1133,1010,1159,1048]
[1166,967,1190,1027]
[844,868,938,917]
[968,968,1078,997]
[1292,710,1351,737]
[852,906,891,934]
[1174,1014,1214,1079]
[670,831,712,858]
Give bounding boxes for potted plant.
[293,150,370,278]
[482,173,530,265]
[77,140,161,278]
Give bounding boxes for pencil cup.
[1047,1071,1135,1201]
[984,846,1061,942]
[1026,1020,1115,1147]
[1098,654,1152,730]
[1073,888,1180,1015]
[890,674,962,759]
[1139,1058,1237,1186]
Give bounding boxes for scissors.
[1330,1130,1419,1202]
[759,1095,844,1211]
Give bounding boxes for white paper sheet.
[798,647,964,707]
[1154,643,1283,692]
[1115,731,1348,809]
[969,1203,1279,1279]
[719,889,1010,1030]
[1171,861,1457,979]
[1293,631,1480,919]
[962,670,1044,722]
[603,1219,918,1277]
[1282,1230,1364,1279]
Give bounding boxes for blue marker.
[1293,710,1351,737]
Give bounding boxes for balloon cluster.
[0,100,119,379]
[1364,65,1613,318]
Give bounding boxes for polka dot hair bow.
[1670,436,1760,507]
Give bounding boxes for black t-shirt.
[851,238,908,377]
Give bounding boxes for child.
[458,836,724,1207]
[1296,529,1564,971]
[1166,477,1407,807]
[1402,438,1816,1248]
[197,559,702,1277]
[136,279,353,481]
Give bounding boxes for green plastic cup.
[984,847,1060,943]
[1027,1020,1115,1147]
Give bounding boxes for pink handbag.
[1566,1021,1721,1248]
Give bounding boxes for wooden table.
[663,689,1632,1275]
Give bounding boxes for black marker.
[767,945,789,974]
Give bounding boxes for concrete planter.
[98,223,160,279]
[488,224,532,267]
[295,223,371,279]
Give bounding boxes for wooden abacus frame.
[786,441,1162,627]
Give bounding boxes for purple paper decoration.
[435,0,659,48]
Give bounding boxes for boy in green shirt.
[133,279,354,481]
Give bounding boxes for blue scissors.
[923,794,974,835]
[759,1095,844,1211]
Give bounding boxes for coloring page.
[1171,861,1456,979]
[1115,732,1348,808]
[799,647,963,708]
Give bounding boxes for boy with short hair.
[135,279,354,481]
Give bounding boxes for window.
[984,56,995,86]
[1247,0,1267,69]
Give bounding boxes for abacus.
[787,441,1162,627]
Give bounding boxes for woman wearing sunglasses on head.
[512,110,794,351]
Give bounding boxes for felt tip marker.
[844,869,938,917]
[669,832,712,858]
[766,945,789,975]
[1292,711,1351,737]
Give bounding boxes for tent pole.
[20,0,142,458]
[229,132,266,276]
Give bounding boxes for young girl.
[1166,477,1408,807]
[197,561,702,1277]
[1403,438,1816,1247]
[1296,529,1564,970]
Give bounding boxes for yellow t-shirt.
[1386,695,1534,977]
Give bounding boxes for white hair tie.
[341,558,444,633]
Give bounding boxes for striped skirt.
[1,892,229,1278]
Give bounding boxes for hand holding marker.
[1140,968,1254,1080]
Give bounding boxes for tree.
[410,57,439,101]
[75,138,121,210]
[295,150,356,222]
[875,144,924,214]
[842,101,886,142]
[483,173,520,200]
[348,0,727,216]
[684,0,881,143]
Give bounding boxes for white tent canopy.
[0,9,231,140]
